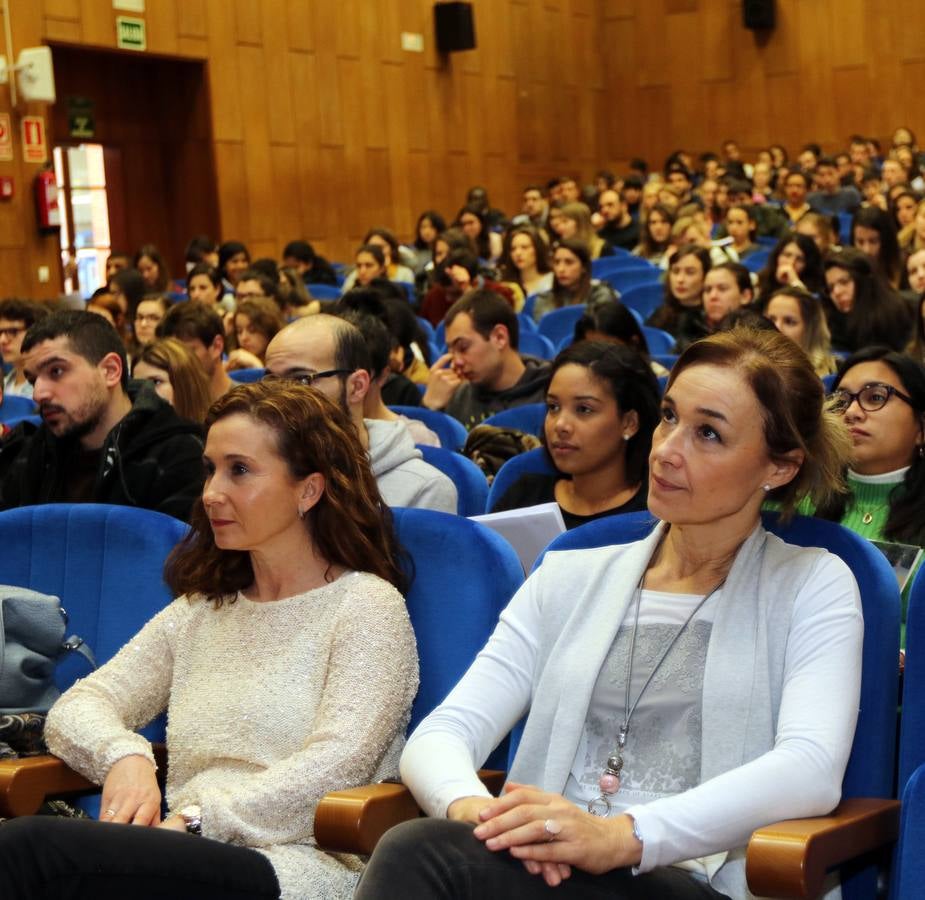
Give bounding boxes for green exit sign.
[116,16,146,51]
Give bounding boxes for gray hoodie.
[366,419,457,513]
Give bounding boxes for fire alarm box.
[34,168,59,231]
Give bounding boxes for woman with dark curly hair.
[0,381,418,900]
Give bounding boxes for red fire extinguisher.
[34,167,60,232]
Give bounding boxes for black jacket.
[445,356,551,430]
[0,380,205,522]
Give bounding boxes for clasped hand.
[450,782,642,888]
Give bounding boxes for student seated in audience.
[755,233,825,307]
[340,244,389,295]
[490,342,658,528]
[342,310,440,447]
[532,239,619,323]
[108,267,146,338]
[357,327,861,900]
[851,205,902,288]
[898,198,925,256]
[573,302,670,376]
[281,239,338,286]
[0,380,418,900]
[822,247,912,353]
[0,298,50,398]
[183,234,219,272]
[889,189,918,234]
[0,311,205,521]
[794,211,841,256]
[557,203,615,259]
[105,249,132,282]
[407,211,447,275]
[158,303,235,403]
[86,291,124,330]
[420,249,516,326]
[186,262,234,315]
[808,156,862,217]
[346,228,415,291]
[780,168,813,227]
[278,266,321,319]
[632,202,674,265]
[132,294,170,351]
[646,244,711,335]
[906,252,925,364]
[466,185,507,230]
[675,262,753,352]
[511,184,550,231]
[596,188,639,251]
[218,240,251,295]
[226,296,284,372]
[456,204,503,264]
[813,349,925,615]
[723,204,760,259]
[133,337,212,425]
[763,286,837,377]
[265,314,456,512]
[423,290,550,430]
[497,226,553,300]
[134,244,172,294]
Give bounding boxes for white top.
[45,572,419,900]
[400,540,861,898]
[3,368,32,398]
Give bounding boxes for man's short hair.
[0,298,51,329]
[282,240,316,264]
[443,248,480,279]
[21,310,129,389]
[237,268,280,303]
[325,315,372,374]
[184,235,217,265]
[158,303,224,348]
[339,310,391,379]
[445,289,519,351]
[523,184,544,195]
[815,156,837,170]
[623,174,644,191]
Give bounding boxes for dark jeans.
[0,816,280,899]
[355,819,730,900]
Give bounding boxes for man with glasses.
[265,315,457,513]
[0,298,51,398]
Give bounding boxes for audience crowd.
[0,127,924,899]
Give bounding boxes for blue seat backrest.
[229,367,265,383]
[894,763,925,899]
[537,305,587,345]
[620,283,664,319]
[481,402,547,438]
[601,268,662,294]
[538,511,899,803]
[899,567,925,791]
[743,251,771,273]
[0,504,189,744]
[486,446,555,512]
[519,331,556,360]
[389,406,468,451]
[415,316,437,342]
[517,312,539,334]
[591,255,653,277]
[393,508,523,767]
[642,326,676,355]
[417,445,488,517]
[308,284,341,301]
[0,395,37,423]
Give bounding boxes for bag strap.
[61,634,97,671]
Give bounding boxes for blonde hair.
[134,337,212,423]
[668,327,850,517]
[559,202,606,259]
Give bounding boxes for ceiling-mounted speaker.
[434,2,477,54]
[743,0,775,30]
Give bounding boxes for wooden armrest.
[746,797,901,899]
[314,769,507,855]
[0,744,168,819]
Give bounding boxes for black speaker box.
[434,2,477,53]
[743,0,775,29]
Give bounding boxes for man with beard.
[0,311,204,521]
[264,314,456,513]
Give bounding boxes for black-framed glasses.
[0,327,25,339]
[263,369,352,387]
[827,382,916,414]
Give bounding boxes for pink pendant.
[599,772,620,794]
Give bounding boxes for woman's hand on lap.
[99,755,161,826]
[471,782,642,879]
[156,814,188,832]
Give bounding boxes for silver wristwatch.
[180,804,202,836]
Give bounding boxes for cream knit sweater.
[45,571,419,900]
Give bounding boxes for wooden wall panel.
[5,0,925,300]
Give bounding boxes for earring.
[298,507,306,520]
[762,484,771,493]
[622,433,631,441]
[919,445,924,459]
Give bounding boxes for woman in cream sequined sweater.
[0,381,419,900]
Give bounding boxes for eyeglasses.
[263,369,352,387]
[235,291,267,302]
[0,327,25,339]
[828,382,916,414]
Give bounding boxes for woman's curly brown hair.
[164,381,408,603]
